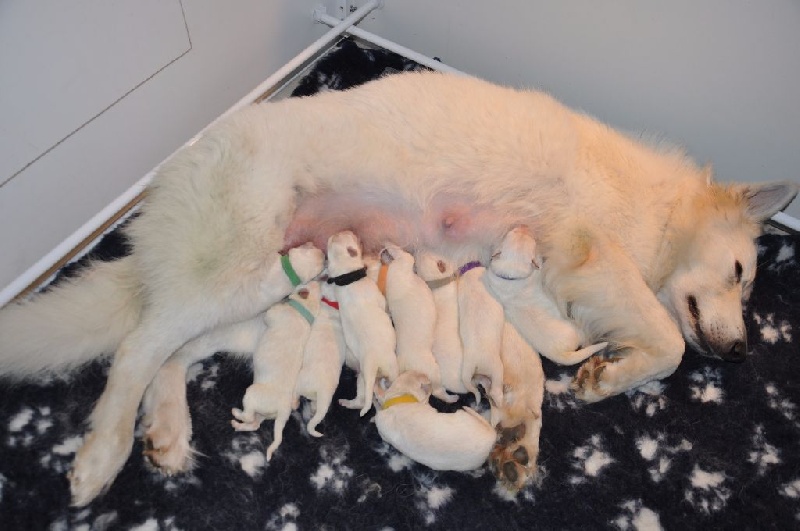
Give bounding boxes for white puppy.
[380,244,457,403]
[484,226,607,365]
[489,322,546,491]
[231,282,320,461]
[374,371,496,471]
[294,280,347,437]
[328,231,399,417]
[457,261,505,407]
[414,251,468,395]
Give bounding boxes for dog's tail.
[0,256,142,378]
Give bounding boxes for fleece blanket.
[1,39,798,530]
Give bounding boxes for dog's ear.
[347,246,358,258]
[297,288,309,300]
[738,181,799,222]
[373,377,390,400]
[437,260,446,273]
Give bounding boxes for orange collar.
[382,393,418,410]
[376,263,389,296]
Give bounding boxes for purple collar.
[458,261,482,276]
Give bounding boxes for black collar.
[326,267,368,286]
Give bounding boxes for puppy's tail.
[0,256,142,378]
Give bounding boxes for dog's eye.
[734,261,743,284]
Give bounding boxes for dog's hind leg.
[141,318,266,473]
[266,409,291,461]
[306,385,336,437]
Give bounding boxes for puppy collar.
[376,263,389,296]
[281,254,302,287]
[458,261,483,276]
[327,267,367,286]
[426,274,457,290]
[321,297,339,310]
[285,298,315,325]
[382,393,419,410]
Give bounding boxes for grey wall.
[361,0,800,219]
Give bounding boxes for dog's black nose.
[723,341,747,363]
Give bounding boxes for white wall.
[0,0,334,293]
[361,0,800,219]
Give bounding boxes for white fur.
[373,371,496,471]
[414,251,468,395]
[457,265,505,407]
[294,280,347,437]
[231,282,321,461]
[328,231,399,417]
[484,226,608,365]
[0,71,794,504]
[380,244,457,403]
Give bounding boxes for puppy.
[327,231,399,416]
[489,322,546,491]
[457,262,505,407]
[294,280,347,437]
[373,371,496,471]
[380,244,457,403]
[484,226,608,365]
[414,251,469,395]
[231,282,320,461]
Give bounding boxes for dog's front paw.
[571,352,622,402]
[69,430,132,507]
[489,423,539,492]
[141,395,195,474]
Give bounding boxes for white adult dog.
[0,71,796,504]
[327,231,399,417]
[373,371,496,472]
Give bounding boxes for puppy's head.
[413,250,455,281]
[489,226,539,280]
[285,242,325,282]
[325,231,364,275]
[373,371,432,407]
[380,243,414,268]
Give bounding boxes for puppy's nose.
[722,340,747,363]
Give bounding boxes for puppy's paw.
[571,352,622,402]
[338,397,364,410]
[69,430,132,507]
[489,423,539,492]
[230,408,262,431]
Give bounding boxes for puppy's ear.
[437,260,446,273]
[373,377,389,400]
[297,288,309,299]
[347,246,358,258]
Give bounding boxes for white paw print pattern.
[764,382,799,429]
[627,381,668,417]
[412,473,455,525]
[545,373,580,411]
[611,499,663,531]
[752,312,793,344]
[683,465,731,515]
[570,434,614,485]
[688,367,724,404]
[309,444,353,494]
[224,432,267,478]
[7,406,54,448]
[265,503,300,531]
[635,434,692,483]
[748,425,781,476]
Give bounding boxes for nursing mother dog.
[0,71,797,506]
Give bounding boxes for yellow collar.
[381,393,419,410]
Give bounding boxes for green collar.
[281,254,302,287]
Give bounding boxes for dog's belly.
[283,187,525,257]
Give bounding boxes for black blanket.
[2,39,799,530]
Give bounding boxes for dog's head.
[489,226,540,280]
[325,231,364,275]
[658,181,798,361]
[413,250,455,281]
[285,242,325,283]
[373,371,432,406]
[379,243,414,268]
